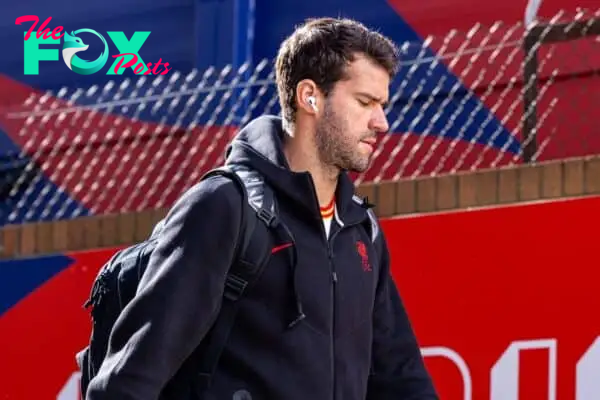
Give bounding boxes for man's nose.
[369,105,389,134]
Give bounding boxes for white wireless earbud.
[307,96,318,112]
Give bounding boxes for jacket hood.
[225,115,291,174]
[224,115,369,222]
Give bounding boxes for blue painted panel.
[0,253,73,317]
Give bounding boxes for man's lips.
[360,137,377,147]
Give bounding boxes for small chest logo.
[356,240,371,272]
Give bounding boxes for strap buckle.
[256,208,278,227]
[224,274,248,301]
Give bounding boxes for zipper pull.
[332,271,338,283]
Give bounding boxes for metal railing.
[1,8,599,225]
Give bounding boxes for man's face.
[315,54,390,173]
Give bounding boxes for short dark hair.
[275,17,399,129]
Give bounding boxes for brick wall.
[1,155,599,259]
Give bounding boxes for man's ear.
[296,79,321,115]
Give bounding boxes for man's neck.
[309,163,339,208]
[282,135,338,208]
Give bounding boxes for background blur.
[1,0,599,398]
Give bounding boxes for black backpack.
[75,164,290,398]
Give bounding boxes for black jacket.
[86,115,438,400]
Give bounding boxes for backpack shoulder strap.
[229,165,277,227]
[193,164,279,392]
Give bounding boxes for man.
[86,17,438,400]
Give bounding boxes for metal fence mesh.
[1,8,599,225]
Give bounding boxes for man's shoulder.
[163,170,248,226]
[179,172,243,206]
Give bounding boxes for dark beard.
[314,102,371,173]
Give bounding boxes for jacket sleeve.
[86,176,243,400]
[366,232,439,400]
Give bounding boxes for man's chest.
[272,216,380,334]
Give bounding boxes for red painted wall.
[1,196,599,398]
[382,196,600,399]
